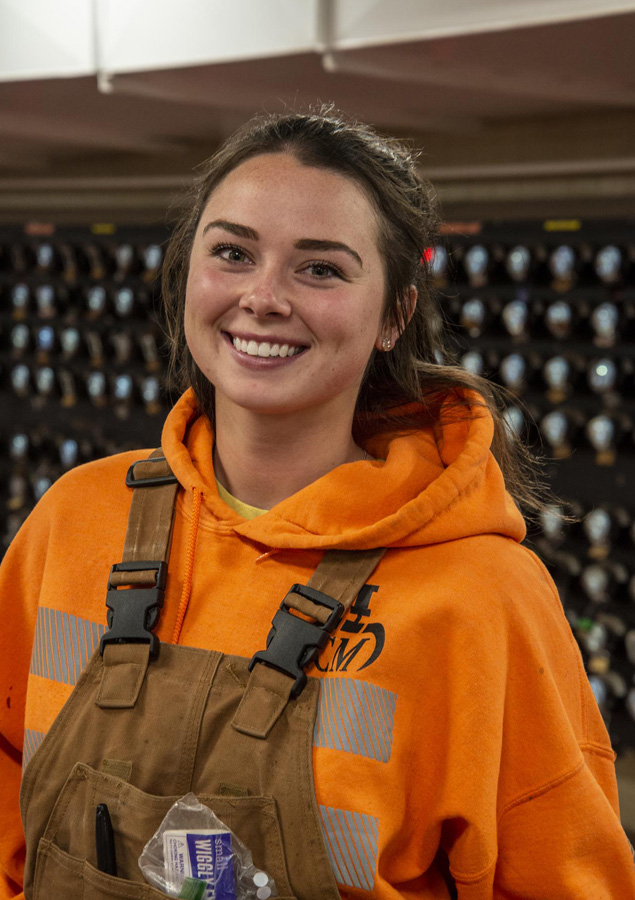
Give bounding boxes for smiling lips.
[230,334,306,358]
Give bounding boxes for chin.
[235,399,307,417]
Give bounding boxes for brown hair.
[162,106,548,519]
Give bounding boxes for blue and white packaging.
[163,829,236,900]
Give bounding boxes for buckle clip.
[125,457,178,488]
[100,561,167,659]
[249,584,344,697]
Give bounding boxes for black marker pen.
[95,803,118,877]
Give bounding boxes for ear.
[375,285,418,352]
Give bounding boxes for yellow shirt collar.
[216,480,268,520]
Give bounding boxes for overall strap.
[111,451,180,582]
[232,547,386,738]
[97,450,179,709]
[97,449,385,723]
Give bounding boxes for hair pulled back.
[162,106,547,518]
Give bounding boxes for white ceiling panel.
[331,0,635,47]
[97,0,320,73]
[0,0,94,81]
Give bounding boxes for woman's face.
[185,152,391,425]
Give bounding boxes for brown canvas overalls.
[19,454,385,900]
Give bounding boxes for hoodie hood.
[162,389,526,551]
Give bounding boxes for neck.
[213,400,366,509]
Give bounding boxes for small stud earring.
[381,337,392,351]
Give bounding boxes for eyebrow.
[202,220,363,268]
[294,239,363,268]
[202,219,258,241]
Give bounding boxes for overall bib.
[20,454,385,900]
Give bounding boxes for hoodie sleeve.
[486,549,635,898]
[489,744,635,898]
[439,543,635,898]
[0,503,51,900]
[487,553,635,898]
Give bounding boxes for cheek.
[186,260,236,316]
[184,264,219,338]
[183,279,198,348]
[183,305,201,371]
[185,258,209,308]
[326,317,381,379]
[183,266,213,357]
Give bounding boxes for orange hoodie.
[1,388,634,898]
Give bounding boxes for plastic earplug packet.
[139,793,276,900]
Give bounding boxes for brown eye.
[305,261,342,279]
[211,243,249,263]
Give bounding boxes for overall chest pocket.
[31,763,297,900]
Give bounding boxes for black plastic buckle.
[125,457,178,488]
[99,560,167,659]
[249,584,345,697]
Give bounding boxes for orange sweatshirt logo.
[316,585,384,674]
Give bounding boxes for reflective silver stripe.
[29,607,105,685]
[22,729,46,769]
[55,609,69,683]
[352,679,382,760]
[324,678,344,752]
[319,804,379,892]
[314,676,397,762]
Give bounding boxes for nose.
[239,269,292,318]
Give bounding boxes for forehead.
[198,153,381,247]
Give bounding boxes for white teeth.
[231,336,303,359]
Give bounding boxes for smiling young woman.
[2,109,634,900]
[184,153,393,509]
